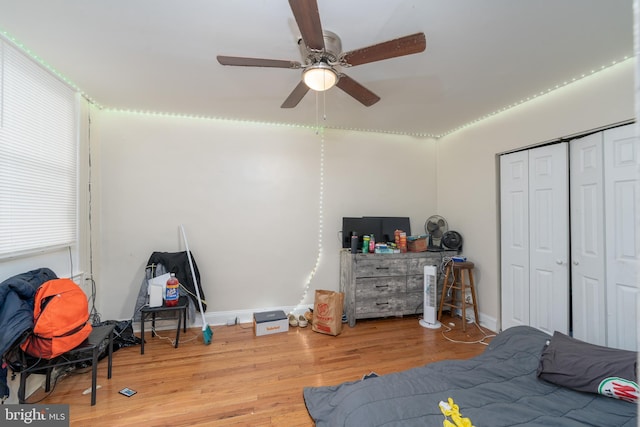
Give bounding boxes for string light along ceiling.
[0,29,632,138]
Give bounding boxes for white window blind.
[0,39,78,258]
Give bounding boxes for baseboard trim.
[132,304,314,332]
[133,306,497,333]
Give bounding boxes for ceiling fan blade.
[335,74,380,107]
[281,81,310,108]
[217,55,301,69]
[341,32,426,67]
[289,0,325,51]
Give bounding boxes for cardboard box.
[253,310,289,336]
[408,236,428,252]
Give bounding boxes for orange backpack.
[21,278,92,359]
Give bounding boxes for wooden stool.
[437,261,479,332]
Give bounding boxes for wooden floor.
[26,314,495,426]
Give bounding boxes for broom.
[180,224,213,345]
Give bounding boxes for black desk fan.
[442,230,463,251]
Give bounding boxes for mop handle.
[180,224,207,325]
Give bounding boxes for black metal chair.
[18,324,115,406]
[139,295,188,354]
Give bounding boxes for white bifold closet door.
[505,124,638,350]
[570,132,606,345]
[603,125,638,351]
[500,150,530,330]
[570,124,638,350]
[500,143,569,335]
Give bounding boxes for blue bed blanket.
[303,325,638,427]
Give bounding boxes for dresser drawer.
[356,297,404,316]
[355,277,405,298]
[355,258,407,277]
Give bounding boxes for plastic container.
[362,235,370,253]
[399,232,407,253]
[165,273,179,307]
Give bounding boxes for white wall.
[3,61,633,332]
[95,112,438,321]
[0,249,76,281]
[436,59,635,330]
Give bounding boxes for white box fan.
[419,265,441,329]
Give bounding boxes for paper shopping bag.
[311,290,344,336]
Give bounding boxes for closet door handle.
[556,259,566,265]
[572,260,579,266]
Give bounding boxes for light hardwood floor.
[25,314,494,426]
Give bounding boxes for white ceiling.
[0,0,634,136]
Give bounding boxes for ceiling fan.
[217,0,427,108]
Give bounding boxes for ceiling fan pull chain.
[315,91,319,133]
[323,89,327,122]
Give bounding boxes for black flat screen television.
[367,216,412,244]
[341,217,381,249]
[342,216,411,249]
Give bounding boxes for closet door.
[528,143,569,335]
[500,143,569,334]
[604,124,639,351]
[570,133,606,345]
[500,151,530,330]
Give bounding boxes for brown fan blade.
[289,0,325,51]
[217,55,301,69]
[335,74,380,107]
[341,32,426,67]
[281,81,310,108]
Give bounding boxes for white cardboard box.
[254,310,289,336]
[147,273,171,307]
[148,282,164,307]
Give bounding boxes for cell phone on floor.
[119,387,137,397]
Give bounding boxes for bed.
[303,325,638,426]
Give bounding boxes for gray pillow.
[537,331,638,403]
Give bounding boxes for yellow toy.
[439,397,475,427]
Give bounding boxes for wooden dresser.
[339,249,456,327]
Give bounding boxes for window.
[0,39,78,258]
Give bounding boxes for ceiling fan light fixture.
[303,63,338,91]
